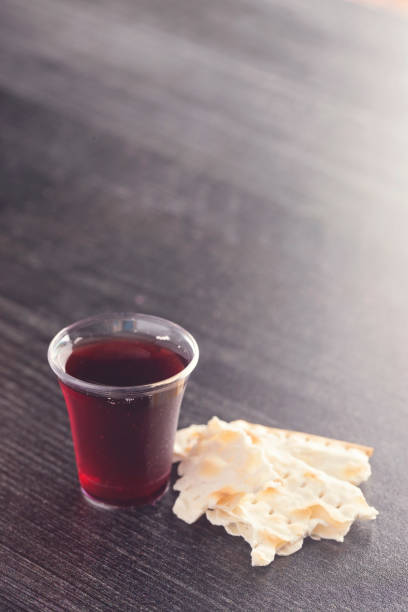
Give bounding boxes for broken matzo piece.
[172,417,377,566]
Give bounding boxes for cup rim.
[47,312,199,396]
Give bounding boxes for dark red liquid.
[60,337,188,506]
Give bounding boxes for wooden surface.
[1,0,408,610]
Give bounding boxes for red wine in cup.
[60,337,188,506]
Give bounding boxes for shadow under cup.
[48,313,199,508]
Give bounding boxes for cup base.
[80,480,170,509]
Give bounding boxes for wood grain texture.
[0,0,407,610]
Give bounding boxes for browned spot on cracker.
[262,532,287,549]
[263,486,279,495]
[344,465,363,480]
[304,472,318,479]
[199,456,226,478]
[245,430,260,444]
[211,487,244,508]
[218,430,241,444]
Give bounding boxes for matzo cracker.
[172,417,377,566]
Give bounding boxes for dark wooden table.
[1,0,407,610]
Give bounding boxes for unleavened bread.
[173,417,377,566]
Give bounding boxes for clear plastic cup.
[48,313,199,508]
